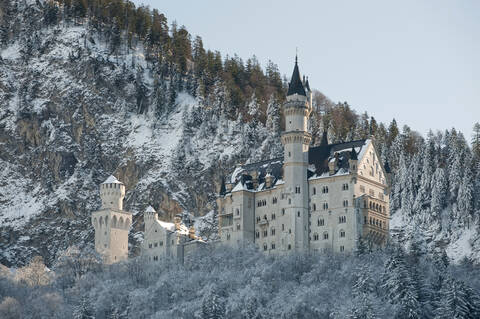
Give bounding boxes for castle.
[92,176,205,264]
[216,58,390,254]
[91,58,390,263]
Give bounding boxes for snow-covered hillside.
[0,0,283,266]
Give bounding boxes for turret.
[100,175,125,210]
[280,56,312,252]
[144,205,158,230]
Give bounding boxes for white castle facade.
[216,59,390,254]
[91,58,390,263]
[92,176,204,264]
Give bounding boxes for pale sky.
[133,0,480,141]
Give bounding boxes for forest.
[0,244,480,318]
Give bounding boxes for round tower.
[100,175,125,210]
[281,56,312,252]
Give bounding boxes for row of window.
[148,241,164,248]
[365,216,386,229]
[312,230,346,241]
[256,226,290,238]
[263,243,293,251]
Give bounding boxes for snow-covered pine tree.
[73,296,94,319]
[382,248,422,318]
[436,278,480,319]
[413,133,436,213]
[201,289,226,319]
[431,166,447,215]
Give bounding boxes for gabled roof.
[102,175,122,184]
[287,57,306,97]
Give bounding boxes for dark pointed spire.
[350,147,358,160]
[287,55,306,97]
[320,130,328,146]
[305,76,311,92]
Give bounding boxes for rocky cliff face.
[0,1,282,266]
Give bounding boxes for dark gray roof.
[305,77,311,92]
[223,139,369,194]
[309,139,367,175]
[287,57,306,97]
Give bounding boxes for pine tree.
[73,296,94,319]
[472,122,480,166]
[382,248,421,318]
[436,278,480,319]
[201,289,226,319]
[431,166,447,214]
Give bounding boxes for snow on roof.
[156,220,175,232]
[275,179,285,185]
[231,181,246,192]
[308,168,350,180]
[145,206,156,213]
[231,166,244,183]
[257,182,265,191]
[357,139,371,161]
[102,175,122,184]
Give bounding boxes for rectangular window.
[148,243,152,249]
[154,242,158,247]
[360,185,365,193]
[340,246,345,252]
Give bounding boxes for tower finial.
[295,48,298,64]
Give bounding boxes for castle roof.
[287,56,306,97]
[304,77,311,92]
[102,175,123,184]
[222,139,370,195]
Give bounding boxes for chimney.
[189,225,196,239]
[328,155,338,175]
[251,170,259,189]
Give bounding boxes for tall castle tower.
[91,175,132,264]
[281,57,312,251]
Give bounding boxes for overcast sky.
[132,0,479,141]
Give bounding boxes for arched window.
[263,243,268,251]
[236,208,240,216]
[112,215,117,228]
[118,217,124,229]
[255,231,260,238]
[313,204,317,211]
[271,228,275,236]
[323,232,329,240]
[226,233,231,240]
[271,243,276,250]
[297,211,301,217]
[340,230,346,238]
[99,217,103,228]
[318,219,324,226]
[343,200,348,207]
[313,233,319,241]
[313,187,316,195]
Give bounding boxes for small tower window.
[323,232,329,240]
[313,187,316,195]
[297,211,301,217]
